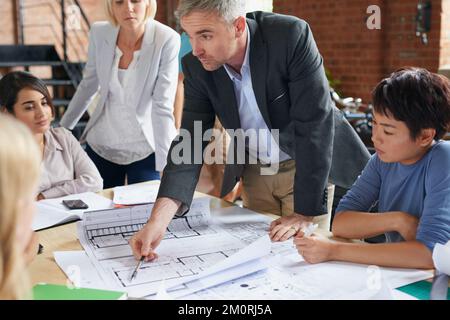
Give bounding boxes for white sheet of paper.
[338,274,396,300]
[154,280,173,300]
[113,183,160,205]
[54,251,111,290]
[433,241,450,275]
[165,235,271,294]
[170,257,270,299]
[33,192,113,231]
[392,289,418,300]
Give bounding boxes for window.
[246,0,273,13]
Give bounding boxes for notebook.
[32,192,114,231]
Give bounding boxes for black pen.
[130,256,145,282]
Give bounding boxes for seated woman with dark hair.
[294,67,450,269]
[0,71,103,199]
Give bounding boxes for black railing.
[61,0,67,61]
[73,0,91,28]
[19,0,91,63]
[15,0,25,44]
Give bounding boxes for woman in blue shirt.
[295,67,450,269]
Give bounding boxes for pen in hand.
[130,256,145,282]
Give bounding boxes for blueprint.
[77,197,271,297]
[72,201,432,299]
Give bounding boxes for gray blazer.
[158,12,370,216]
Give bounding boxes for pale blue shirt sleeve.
[416,143,450,251]
[336,155,381,213]
[178,32,192,74]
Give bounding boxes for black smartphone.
[62,199,89,210]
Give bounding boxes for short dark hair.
[0,71,55,117]
[372,67,450,140]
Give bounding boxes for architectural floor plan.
[72,199,432,299]
[77,197,267,297]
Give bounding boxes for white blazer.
[60,20,180,171]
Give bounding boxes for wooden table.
[29,185,447,291]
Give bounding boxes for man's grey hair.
[176,0,246,24]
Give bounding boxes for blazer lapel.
[133,21,157,106]
[100,26,119,90]
[247,19,271,128]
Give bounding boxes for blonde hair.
[0,115,41,300]
[104,0,157,27]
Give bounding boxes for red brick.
[273,0,448,101]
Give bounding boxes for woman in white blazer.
[60,0,180,188]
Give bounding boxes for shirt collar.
[44,128,64,152]
[224,23,250,81]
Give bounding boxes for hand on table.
[269,214,314,242]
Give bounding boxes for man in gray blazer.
[130,0,370,261]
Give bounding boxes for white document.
[392,289,418,300]
[113,183,160,205]
[433,241,450,275]
[53,251,109,290]
[187,255,432,300]
[171,256,270,299]
[165,235,272,298]
[185,207,433,300]
[33,192,114,231]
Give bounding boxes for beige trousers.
[241,160,334,230]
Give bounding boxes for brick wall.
[441,0,450,67]
[0,1,16,44]
[1,0,448,100]
[382,0,441,77]
[273,0,446,102]
[0,0,171,62]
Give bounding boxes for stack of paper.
[165,235,272,299]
